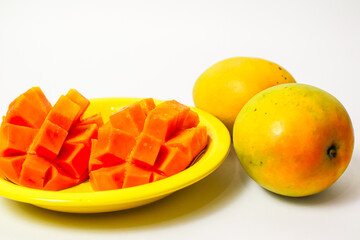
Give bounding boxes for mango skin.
[233,83,354,197]
[193,57,296,133]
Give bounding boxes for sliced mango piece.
[46,95,81,131]
[65,89,90,122]
[0,155,26,184]
[129,133,162,167]
[139,98,156,114]
[43,165,87,191]
[66,123,98,148]
[19,154,52,189]
[5,94,47,128]
[165,126,207,159]
[88,139,103,172]
[182,109,200,129]
[142,100,190,141]
[53,143,89,179]
[76,113,104,128]
[0,123,38,157]
[29,120,68,160]
[150,171,167,182]
[122,163,152,188]
[89,164,126,191]
[94,123,136,164]
[110,98,156,137]
[23,87,52,114]
[154,146,192,177]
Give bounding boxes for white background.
[0,0,359,239]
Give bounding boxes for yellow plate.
[0,98,231,213]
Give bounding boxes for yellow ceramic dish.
[0,98,231,213]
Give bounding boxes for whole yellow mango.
[193,57,296,133]
[233,83,354,197]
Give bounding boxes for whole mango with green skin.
[233,83,354,197]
